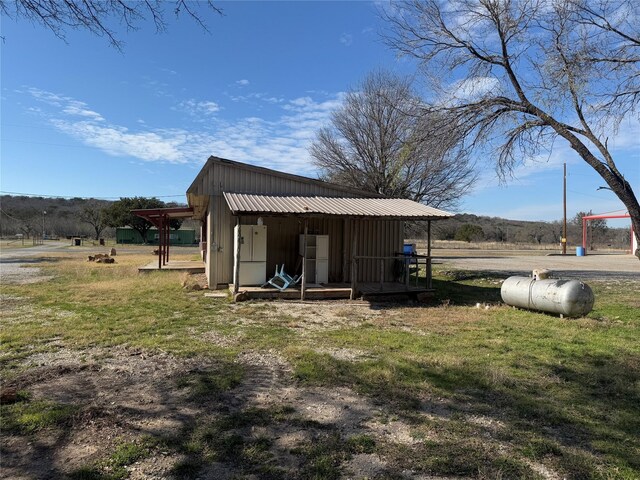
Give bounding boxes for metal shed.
[187,156,453,299]
[116,227,196,245]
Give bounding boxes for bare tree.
[385,0,640,258]
[0,208,39,238]
[310,70,476,209]
[78,201,108,240]
[0,0,222,50]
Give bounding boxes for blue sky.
[1,1,638,226]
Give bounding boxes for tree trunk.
[135,226,151,244]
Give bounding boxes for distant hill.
[0,195,195,239]
[410,213,630,249]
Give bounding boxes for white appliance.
[299,234,329,284]
[234,225,267,286]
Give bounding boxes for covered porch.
[224,193,450,301]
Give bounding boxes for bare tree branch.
[310,70,476,209]
[0,0,222,50]
[383,0,640,258]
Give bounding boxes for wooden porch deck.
[138,260,205,274]
[236,282,433,300]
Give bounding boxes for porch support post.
[427,220,432,289]
[163,216,168,266]
[350,219,358,300]
[233,216,241,295]
[166,216,170,264]
[158,216,163,270]
[301,218,308,300]
[342,218,348,284]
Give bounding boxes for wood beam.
[233,216,241,295]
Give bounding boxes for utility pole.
[562,163,567,255]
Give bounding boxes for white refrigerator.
[234,225,267,286]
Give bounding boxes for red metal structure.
[131,207,194,269]
[581,211,633,253]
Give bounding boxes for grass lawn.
[1,253,639,479]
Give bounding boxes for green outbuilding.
[116,227,196,245]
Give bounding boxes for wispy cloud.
[24,87,344,175]
[227,91,284,104]
[339,33,353,47]
[236,79,250,86]
[51,120,190,163]
[441,76,501,105]
[176,99,221,117]
[26,87,105,121]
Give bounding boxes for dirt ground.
[2,306,486,480]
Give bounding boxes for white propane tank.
[501,276,594,317]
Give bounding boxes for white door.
[236,225,252,260]
[252,225,267,262]
[238,262,266,286]
[316,259,328,284]
[316,235,329,260]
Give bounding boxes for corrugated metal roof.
[223,192,453,219]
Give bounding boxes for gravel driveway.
[433,250,640,281]
[0,241,69,284]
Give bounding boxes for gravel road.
[433,250,640,281]
[0,241,69,284]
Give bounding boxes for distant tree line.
[410,213,630,250]
[0,195,195,242]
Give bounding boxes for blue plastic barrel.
[576,246,585,256]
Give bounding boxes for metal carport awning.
[132,207,194,269]
[222,192,453,220]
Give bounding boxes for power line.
[0,208,26,222]
[0,190,186,200]
[567,189,625,201]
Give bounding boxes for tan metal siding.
[348,219,403,283]
[199,161,370,198]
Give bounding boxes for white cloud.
[441,76,501,105]
[236,79,250,86]
[51,119,189,163]
[228,91,284,104]
[176,99,221,117]
[339,33,353,46]
[62,101,105,121]
[24,87,344,175]
[26,87,104,120]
